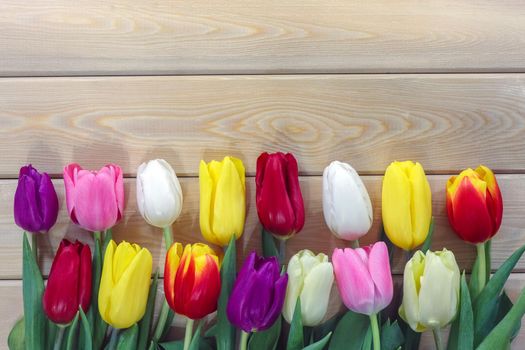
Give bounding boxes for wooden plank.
[1,1,525,75]
[1,74,525,177]
[2,275,524,349]
[1,174,524,279]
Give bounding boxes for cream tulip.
[137,159,183,228]
[399,249,460,332]
[323,161,373,241]
[283,250,334,326]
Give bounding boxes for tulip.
[164,243,220,319]
[199,156,246,246]
[137,159,183,229]
[446,165,502,244]
[323,161,373,241]
[227,252,288,333]
[42,239,92,324]
[256,152,305,238]
[98,240,152,329]
[63,164,124,232]
[14,164,59,233]
[399,249,460,333]
[382,161,432,251]
[282,250,334,326]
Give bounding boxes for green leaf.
[66,314,80,350]
[215,236,237,350]
[287,298,304,350]
[204,324,217,338]
[160,341,183,350]
[8,317,25,350]
[138,271,159,350]
[398,320,420,350]
[420,217,434,254]
[22,233,45,350]
[496,292,521,341]
[117,324,138,350]
[380,320,404,350]
[328,311,370,350]
[161,310,176,340]
[477,285,525,350]
[303,332,332,350]
[79,308,93,350]
[262,229,279,258]
[474,243,525,345]
[188,322,203,350]
[456,273,474,350]
[312,314,342,343]
[46,319,58,350]
[248,316,281,350]
[361,325,372,350]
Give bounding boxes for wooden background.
[1,1,525,348]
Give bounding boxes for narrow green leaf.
[8,317,25,350]
[79,308,93,350]
[204,324,217,338]
[469,253,482,304]
[160,310,176,340]
[215,236,237,350]
[496,292,521,341]
[22,233,45,350]
[262,229,279,258]
[303,332,332,350]
[474,243,525,345]
[117,324,139,350]
[477,285,525,350]
[287,298,304,350]
[380,320,404,350]
[361,325,372,350]
[328,310,370,350]
[248,316,281,350]
[65,314,80,350]
[159,341,183,350]
[188,322,203,350]
[420,217,434,254]
[46,319,58,350]
[138,271,159,350]
[312,314,342,343]
[457,273,474,350]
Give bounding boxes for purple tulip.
[227,251,288,332]
[14,165,59,233]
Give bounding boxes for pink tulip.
[332,242,393,315]
[63,164,124,232]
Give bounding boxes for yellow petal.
[408,162,432,248]
[199,160,217,245]
[98,240,117,325]
[447,168,486,201]
[112,241,138,284]
[476,165,497,196]
[229,156,246,190]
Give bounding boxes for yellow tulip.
[98,240,153,329]
[199,156,246,246]
[382,161,432,250]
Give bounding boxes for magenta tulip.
[332,242,393,315]
[63,164,124,232]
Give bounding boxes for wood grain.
[1,1,525,75]
[1,174,524,279]
[1,74,525,177]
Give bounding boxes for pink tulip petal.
[368,242,393,312]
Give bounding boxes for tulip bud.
[323,161,373,241]
[63,164,125,232]
[382,161,432,250]
[137,159,183,229]
[227,252,288,332]
[42,240,92,324]
[399,249,460,332]
[283,250,334,326]
[446,165,503,244]
[332,242,393,315]
[98,240,152,329]
[164,243,220,320]
[14,165,59,233]
[256,152,305,238]
[199,156,246,246]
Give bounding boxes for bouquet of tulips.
[7,153,525,350]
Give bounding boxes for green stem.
[93,231,102,245]
[108,327,119,350]
[278,238,286,266]
[432,327,444,350]
[351,239,360,248]
[163,226,174,250]
[369,313,380,350]
[53,326,65,350]
[152,300,170,342]
[183,318,194,350]
[31,233,38,264]
[476,243,487,292]
[239,330,250,350]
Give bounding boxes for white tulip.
[322,161,373,241]
[283,250,334,326]
[137,159,183,228]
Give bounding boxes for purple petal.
[260,273,288,331]
[14,175,41,232]
[38,173,59,231]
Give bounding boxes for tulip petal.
[38,172,59,232]
[98,240,116,325]
[112,242,139,284]
[368,242,393,312]
[79,244,92,313]
[260,273,288,331]
[301,262,334,326]
[183,254,221,319]
[400,251,425,332]
[408,163,432,248]
[284,153,305,234]
[199,160,216,244]
[164,243,183,310]
[63,163,82,224]
[476,165,503,235]
[283,253,304,324]
[14,175,41,232]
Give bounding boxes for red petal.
[78,244,92,313]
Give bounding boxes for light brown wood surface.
[1,1,525,75]
[1,74,525,177]
[2,174,524,279]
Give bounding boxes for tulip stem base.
[351,239,360,248]
[432,328,444,350]
[53,326,65,350]
[183,318,194,350]
[108,327,119,350]
[369,313,380,350]
[240,330,250,350]
[476,243,487,292]
[163,226,174,250]
[31,233,38,264]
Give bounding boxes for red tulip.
[446,165,503,244]
[43,240,92,324]
[256,152,305,238]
